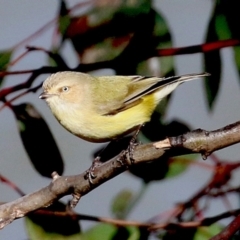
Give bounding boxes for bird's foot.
[115,134,140,166]
[127,125,142,164]
[128,136,139,164]
[85,156,102,184]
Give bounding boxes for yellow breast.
[52,94,157,143]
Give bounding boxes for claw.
[128,137,139,164]
[128,124,142,164]
[85,156,102,184]
[116,150,127,166]
[70,192,81,208]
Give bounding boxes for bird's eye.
[62,86,69,92]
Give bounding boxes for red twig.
[0,174,25,196]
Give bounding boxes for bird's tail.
[153,72,210,102]
[161,72,210,86]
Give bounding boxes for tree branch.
[210,213,240,240]
[0,121,240,229]
[29,207,240,231]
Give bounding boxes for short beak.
[39,92,55,99]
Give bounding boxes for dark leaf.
[129,155,170,184]
[26,201,81,239]
[93,136,132,163]
[141,113,190,142]
[64,1,175,77]
[47,49,68,68]
[219,0,240,81]
[112,226,140,240]
[65,0,151,56]
[204,51,221,109]
[161,227,196,240]
[137,9,175,77]
[138,228,150,240]
[59,0,68,16]
[111,227,130,240]
[204,7,222,109]
[220,0,239,39]
[130,119,191,183]
[64,1,160,75]
[112,8,159,75]
[12,103,64,178]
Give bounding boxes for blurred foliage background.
[1,0,240,239]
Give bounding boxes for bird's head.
[39,71,92,106]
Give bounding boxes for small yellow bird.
[39,71,209,143]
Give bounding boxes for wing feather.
[93,73,209,116]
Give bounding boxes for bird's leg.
[85,126,143,183]
[116,125,143,166]
[85,141,115,184]
[128,125,143,164]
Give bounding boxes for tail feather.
[158,72,210,87]
[153,72,210,102]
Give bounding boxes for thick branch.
[168,121,240,158]
[0,121,240,229]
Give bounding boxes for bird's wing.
[93,75,159,115]
[91,76,132,115]
[123,73,210,105]
[123,76,163,104]
[94,73,209,115]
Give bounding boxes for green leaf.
[26,202,81,240]
[0,50,12,86]
[111,189,134,219]
[82,223,116,240]
[233,46,240,77]
[166,155,197,179]
[137,9,174,78]
[58,0,71,36]
[220,0,240,39]
[204,10,222,109]
[0,50,11,69]
[26,219,81,240]
[125,226,140,240]
[215,14,231,40]
[203,0,240,109]
[59,15,71,35]
[12,103,64,178]
[194,224,223,240]
[82,224,140,240]
[220,0,240,81]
